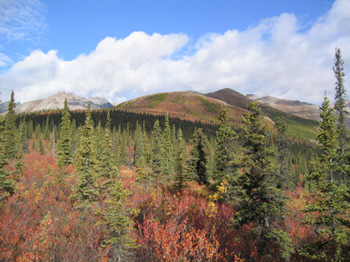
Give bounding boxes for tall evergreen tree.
[150,120,162,175]
[302,94,350,261]
[35,124,41,140]
[12,120,27,177]
[27,120,33,139]
[98,112,119,191]
[212,106,237,188]
[57,99,72,167]
[234,102,291,260]
[141,125,149,166]
[275,117,292,188]
[72,103,99,208]
[99,179,135,261]
[174,128,189,193]
[17,120,29,155]
[70,118,77,154]
[38,135,45,155]
[333,47,347,154]
[0,110,15,203]
[161,113,174,180]
[95,119,104,160]
[134,121,143,168]
[43,117,50,141]
[189,128,209,185]
[4,91,17,159]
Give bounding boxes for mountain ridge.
[12,91,114,113]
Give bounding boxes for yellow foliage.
[206,179,228,218]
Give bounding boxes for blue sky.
[0,0,349,104]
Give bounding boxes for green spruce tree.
[98,112,119,192]
[150,120,162,175]
[72,103,99,209]
[302,93,350,261]
[57,99,72,167]
[4,91,17,159]
[333,48,347,154]
[99,179,135,261]
[161,113,174,180]
[212,106,237,189]
[234,102,291,261]
[189,128,209,185]
[174,128,189,193]
[43,117,50,141]
[275,117,292,189]
[0,109,15,203]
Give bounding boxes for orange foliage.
[0,147,324,261]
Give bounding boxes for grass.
[146,93,169,108]
[261,106,318,140]
[198,97,219,115]
[117,100,135,108]
[172,96,182,104]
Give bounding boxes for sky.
[0,0,349,105]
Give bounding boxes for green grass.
[146,93,169,108]
[116,100,134,108]
[261,106,318,140]
[198,97,219,115]
[172,96,182,104]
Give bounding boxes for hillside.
[117,89,318,140]
[205,88,319,140]
[117,91,248,126]
[249,95,320,121]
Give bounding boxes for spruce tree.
[98,112,119,192]
[35,124,41,141]
[43,117,50,141]
[134,121,143,168]
[95,119,104,160]
[174,128,189,193]
[189,128,209,185]
[161,113,174,180]
[38,136,45,155]
[72,103,99,208]
[234,102,291,260]
[212,106,237,189]
[99,179,135,261]
[57,99,72,167]
[27,120,33,139]
[70,118,77,154]
[141,125,149,166]
[4,91,17,159]
[12,120,27,177]
[333,47,347,154]
[120,133,127,167]
[302,94,350,260]
[0,111,15,203]
[17,120,29,155]
[150,120,162,175]
[275,117,292,188]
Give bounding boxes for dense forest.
[0,48,349,261]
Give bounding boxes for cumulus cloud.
[0,0,349,104]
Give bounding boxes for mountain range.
[116,88,321,139]
[2,88,349,138]
[0,91,114,114]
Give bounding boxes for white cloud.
[0,0,46,42]
[0,0,349,105]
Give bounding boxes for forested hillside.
[1,48,349,261]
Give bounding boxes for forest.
[0,48,349,261]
